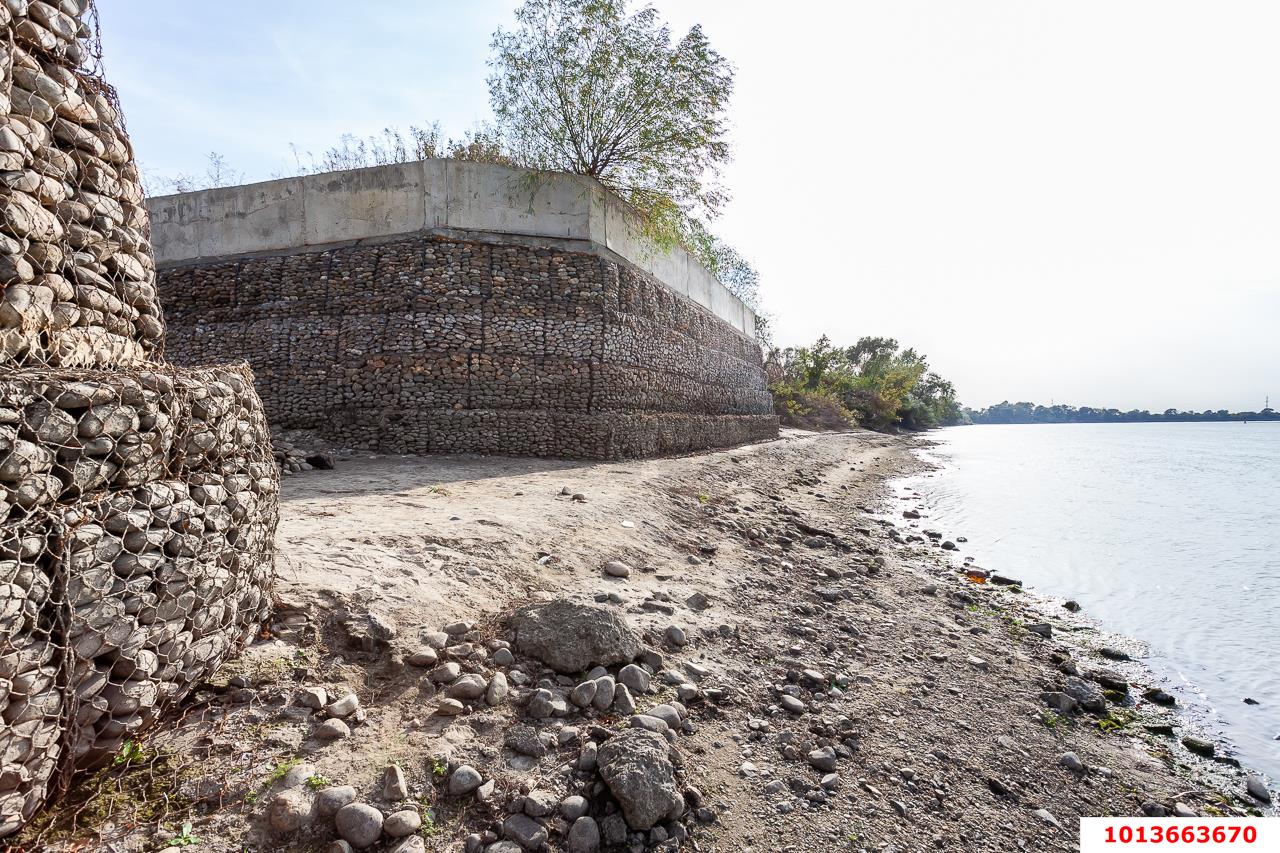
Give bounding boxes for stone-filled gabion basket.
[161,235,778,459]
[0,364,278,835]
[0,0,279,837]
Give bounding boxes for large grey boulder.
[1063,676,1107,713]
[511,599,640,674]
[448,765,484,796]
[1246,774,1271,803]
[315,786,358,817]
[596,729,683,830]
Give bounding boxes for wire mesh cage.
[0,0,279,840]
[1,0,166,371]
[1,364,279,838]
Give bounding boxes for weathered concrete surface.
[146,160,757,337]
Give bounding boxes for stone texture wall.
[0,9,165,367]
[0,0,277,836]
[159,233,778,459]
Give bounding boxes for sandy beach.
[22,429,1270,852]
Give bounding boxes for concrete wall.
[147,160,758,338]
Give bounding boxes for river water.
[897,422,1280,779]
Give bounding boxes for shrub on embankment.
[770,385,856,431]
[767,335,967,432]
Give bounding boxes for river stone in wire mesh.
[0,364,278,836]
[160,235,778,459]
[0,0,164,369]
[0,0,279,838]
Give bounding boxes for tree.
[487,0,734,249]
[767,335,965,432]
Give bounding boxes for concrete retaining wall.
[146,160,758,337]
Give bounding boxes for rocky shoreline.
[883,444,1275,821]
[17,430,1273,852]
[885,438,1274,809]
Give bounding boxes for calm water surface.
[901,422,1280,779]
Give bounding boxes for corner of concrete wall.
[150,176,306,263]
[146,159,759,339]
[594,189,758,338]
[600,194,686,301]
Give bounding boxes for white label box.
[1080,818,1280,853]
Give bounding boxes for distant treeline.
[966,401,1279,425]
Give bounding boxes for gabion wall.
[0,0,278,837]
[159,234,779,459]
[0,4,164,367]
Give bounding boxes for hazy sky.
[99,1,1280,412]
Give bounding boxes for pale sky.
[99,1,1280,412]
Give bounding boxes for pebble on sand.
[603,560,632,578]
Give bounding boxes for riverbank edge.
[883,436,1275,817]
[19,428,1274,851]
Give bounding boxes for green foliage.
[418,806,441,837]
[488,0,733,233]
[263,758,301,787]
[967,400,1279,424]
[305,774,331,790]
[769,382,855,431]
[1098,709,1138,733]
[19,746,190,847]
[171,822,201,847]
[1040,711,1063,730]
[112,740,148,767]
[767,335,964,432]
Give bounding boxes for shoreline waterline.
[887,423,1279,788]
